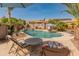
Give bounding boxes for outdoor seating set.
[0,25,71,56]
[7,33,71,56]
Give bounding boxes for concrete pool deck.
[0,32,79,56]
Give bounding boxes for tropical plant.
[64,3,79,26]
[26,23,30,28]
[30,21,36,24]
[7,7,14,24]
[56,22,68,31]
[48,19,60,24]
[43,18,46,29]
[7,7,14,18]
[30,21,36,27]
[48,19,68,31]
[1,18,8,23]
[23,20,26,25]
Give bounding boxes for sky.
[0,3,74,20]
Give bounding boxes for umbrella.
[0,3,33,23]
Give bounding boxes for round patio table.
[22,38,43,55]
[24,38,43,46]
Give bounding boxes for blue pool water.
[24,30,62,38]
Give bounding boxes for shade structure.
[0,3,33,24]
[0,3,32,8]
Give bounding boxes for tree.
[1,18,8,23]
[48,19,60,24]
[7,7,14,18]
[56,22,68,31]
[7,7,14,24]
[26,23,30,28]
[0,17,26,26]
[23,20,26,25]
[64,3,79,26]
[30,21,36,27]
[48,19,68,31]
[43,18,47,29]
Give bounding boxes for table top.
[24,38,43,45]
[19,38,43,46]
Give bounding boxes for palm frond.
[64,3,79,18]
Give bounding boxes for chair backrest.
[0,25,8,39]
[7,35,24,48]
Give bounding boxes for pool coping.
[25,30,74,41]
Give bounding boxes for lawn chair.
[7,35,30,56]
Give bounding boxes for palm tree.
[7,7,14,25]
[7,7,14,18]
[48,19,60,24]
[56,22,68,31]
[64,3,79,26]
[43,18,47,29]
[64,3,79,40]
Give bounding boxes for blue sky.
[0,3,74,20]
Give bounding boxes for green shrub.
[48,19,68,31]
[56,22,68,31]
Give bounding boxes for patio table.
[25,38,42,45]
[18,38,43,55]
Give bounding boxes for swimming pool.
[24,29,62,38]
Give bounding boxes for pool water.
[24,29,62,38]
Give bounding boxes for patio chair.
[0,25,8,41]
[16,32,27,38]
[7,35,30,56]
[40,41,71,56]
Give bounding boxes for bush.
[48,19,68,31]
[56,22,68,31]
[48,19,60,24]
[0,17,26,34]
[1,18,8,23]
